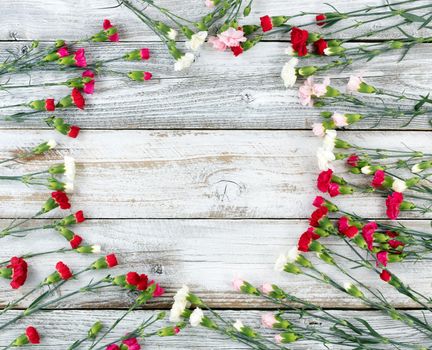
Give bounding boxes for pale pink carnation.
[261,313,277,328]
[312,123,326,137]
[208,36,227,51]
[332,113,348,127]
[217,28,247,47]
[347,75,363,92]
[232,278,245,291]
[298,77,330,107]
[205,0,215,7]
[275,334,283,344]
[261,283,273,295]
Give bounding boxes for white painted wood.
[0,219,430,309]
[0,42,431,130]
[0,130,430,219]
[0,0,430,41]
[0,310,431,349]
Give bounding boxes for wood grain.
[0,310,431,349]
[0,219,430,309]
[0,130,430,219]
[0,0,430,41]
[0,42,431,130]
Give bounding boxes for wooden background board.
[0,0,431,348]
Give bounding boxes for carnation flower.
[372,170,385,188]
[189,307,204,327]
[205,0,215,7]
[391,178,407,193]
[174,53,195,71]
[298,77,330,106]
[217,27,247,47]
[362,222,378,250]
[290,27,309,56]
[82,70,95,94]
[208,36,227,51]
[186,31,208,51]
[314,38,328,55]
[167,28,178,40]
[122,337,141,350]
[232,278,245,291]
[332,113,348,127]
[380,270,392,282]
[12,326,40,346]
[71,88,85,109]
[55,261,73,280]
[2,257,28,289]
[281,58,298,87]
[312,123,326,137]
[233,320,244,331]
[261,283,273,294]
[316,14,327,26]
[103,19,119,42]
[317,169,333,192]
[262,313,277,328]
[260,15,273,32]
[386,192,404,220]
[346,75,363,92]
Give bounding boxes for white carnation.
[392,178,407,193]
[186,31,208,51]
[47,139,57,149]
[169,301,187,322]
[174,53,195,71]
[64,156,76,181]
[317,147,335,171]
[189,307,204,327]
[411,163,423,173]
[361,166,372,175]
[274,253,288,272]
[174,285,190,303]
[64,182,74,194]
[281,58,298,88]
[167,28,178,40]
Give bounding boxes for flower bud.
[318,251,335,265]
[242,25,260,35]
[298,66,318,77]
[358,82,377,94]
[324,46,346,56]
[389,41,404,49]
[325,86,340,97]
[28,100,46,111]
[32,140,56,155]
[158,325,181,336]
[405,177,420,187]
[345,113,363,124]
[44,271,62,285]
[278,332,302,343]
[334,139,351,149]
[400,201,416,211]
[344,283,364,298]
[88,321,103,338]
[76,245,101,254]
[283,263,302,274]
[243,5,252,16]
[128,71,153,82]
[320,111,333,119]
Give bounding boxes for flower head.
[82,70,95,94]
[291,27,309,56]
[262,313,277,328]
[208,36,227,51]
[186,31,208,51]
[174,53,195,71]
[56,261,73,280]
[71,88,85,109]
[218,28,247,47]
[386,192,404,220]
[189,307,204,327]
[5,257,28,289]
[281,58,298,88]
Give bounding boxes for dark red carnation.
[56,261,73,280]
[380,270,391,282]
[317,169,333,192]
[362,222,378,251]
[7,257,28,289]
[126,271,140,286]
[25,326,40,344]
[347,154,359,167]
[136,274,149,291]
[314,38,328,55]
[386,192,404,220]
[51,191,71,210]
[69,234,83,249]
[260,15,273,32]
[388,239,405,249]
[74,210,85,223]
[71,88,85,109]
[231,45,244,57]
[68,125,80,138]
[338,217,358,238]
[316,14,327,26]
[106,254,118,268]
[291,27,309,56]
[45,99,56,112]
[298,230,313,252]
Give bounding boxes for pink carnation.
[312,123,325,137]
[261,283,273,294]
[208,36,227,51]
[232,278,244,291]
[262,313,277,328]
[298,77,330,106]
[205,0,215,7]
[376,251,389,267]
[217,28,247,47]
[332,113,348,127]
[347,75,363,92]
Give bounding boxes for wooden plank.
[0,0,430,41]
[0,309,431,349]
[0,42,431,130]
[0,130,430,219]
[0,219,430,309]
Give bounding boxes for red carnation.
[126,271,140,286]
[231,45,244,57]
[291,27,309,57]
[103,19,119,42]
[328,182,340,197]
[149,280,165,297]
[312,196,325,208]
[314,38,328,55]
[376,251,388,267]
[82,70,95,94]
[389,239,405,249]
[7,257,28,289]
[69,234,83,249]
[140,48,150,60]
[372,170,385,188]
[103,19,113,30]
[347,154,359,167]
[106,254,118,268]
[71,88,85,110]
[386,192,404,220]
[51,191,71,210]
[316,14,327,26]
[362,222,378,251]
[317,169,333,192]
[25,326,40,344]
[75,210,85,223]
[45,99,56,112]
[74,48,87,67]
[309,206,328,227]
[338,217,358,238]
[136,274,149,291]
[380,270,392,282]
[260,15,273,32]
[68,125,80,138]
[298,228,319,252]
[56,261,73,280]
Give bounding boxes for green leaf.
[399,12,426,23]
[420,14,432,28]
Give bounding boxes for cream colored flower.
[189,307,204,327]
[186,31,208,51]
[281,58,298,88]
[174,53,195,71]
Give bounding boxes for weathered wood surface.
[0,42,431,130]
[0,130,430,219]
[0,219,430,309]
[1,0,430,41]
[1,310,431,349]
